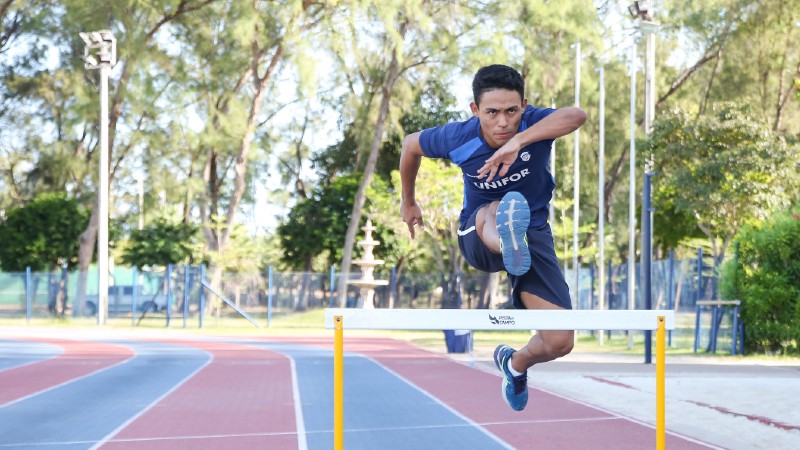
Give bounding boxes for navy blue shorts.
[457,207,572,310]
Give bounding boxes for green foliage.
[0,193,88,271]
[720,210,800,354]
[278,175,363,270]
[647,102,799,260]
[119,219,200,269]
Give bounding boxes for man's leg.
[474,201,501,253]
[475,193,531,276]
[508,292,574,373]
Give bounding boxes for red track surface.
[269,336,712,449]
[0,338,133,406]
[99,339,297,450]
[2,335,716,449]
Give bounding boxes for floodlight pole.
[98,64,109,325]
[81,30,116,325]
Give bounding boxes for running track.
[0,335,718,449]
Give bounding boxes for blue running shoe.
[493,344,528,411]
[496,191,531,276]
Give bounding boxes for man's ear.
[470,101,479,116]
[522,98,528,109]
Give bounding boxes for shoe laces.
[512,373,527,395]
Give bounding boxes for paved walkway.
[446,348,800,450]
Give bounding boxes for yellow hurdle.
[334,315,344,450]
[657,315,666,450]
[327,309,673,449]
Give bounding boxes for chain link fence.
[0,250,739,354]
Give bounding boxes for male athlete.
[400,64,586,411]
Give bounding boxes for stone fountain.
[349,219,389,309]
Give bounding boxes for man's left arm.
[478,107,587,182]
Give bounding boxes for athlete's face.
[470,89,527,149]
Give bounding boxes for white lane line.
[1,343,136,408]
[289,356,309,450]
[0,340,63,373]
[365,355,516,450]
[88,347,213,450]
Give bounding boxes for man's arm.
[478,107,587,182]
[400,131,426,239]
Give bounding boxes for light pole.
[572,42,581,309]
[80,30,116,325]
[629,1,660,362]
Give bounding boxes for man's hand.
[401,201,424,239]
[477,138,521,182]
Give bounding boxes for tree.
[720,210,800,354]
[333,1,471,306]
[647,102,800,268]
[389,158,464,308]
[0,192,88,315]
[119,219,200,269]
[172,0,341,287]
[278,175,362,271]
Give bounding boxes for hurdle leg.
[334,315,344,450]
[656,315,665,450]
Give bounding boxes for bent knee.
[544,332,574,358]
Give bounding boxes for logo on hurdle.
[488,313,516,325]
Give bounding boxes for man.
[400,64,586,411]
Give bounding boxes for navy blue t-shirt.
[419,105,556,229]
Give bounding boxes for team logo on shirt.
[520,151,530,162]
[472,168,530,190]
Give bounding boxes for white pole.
[98,65,110,326]
[645,31,656,138]
[549,99,556,227]
[628,44,637,350]
[598,64,605,345]
[572,42,580,309]
[137,175,144,230]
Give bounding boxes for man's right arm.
[400,132,425,239]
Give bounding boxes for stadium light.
[80,29,116,325]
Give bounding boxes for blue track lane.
[0,341,209,450]
[0,339,62,371]
[256,342,508,450]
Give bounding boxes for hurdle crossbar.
[325,308,673,450]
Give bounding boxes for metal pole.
[644,31,656,138]
[628,44,638,350]
[97,65,110,326]
[643,172,653,364]
[550,99,556,227]
[199,264,206,329]
[572,42,581,308]
[268,265,273,327]
[668,250,674,346]
[598,64,606,345]
[183,266,189,328]
[132,266,138,327]
[166,264,172,327]
[26,266,31,323]
[137,175,144,230]
[329,265,335,308]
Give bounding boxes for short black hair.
[472,64,525,105]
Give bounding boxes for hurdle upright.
[325,308,674,450]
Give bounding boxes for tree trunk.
[336,39,404,307]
